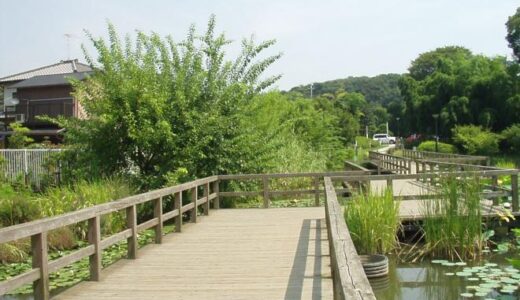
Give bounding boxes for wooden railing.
[218,171,370,208]
[324,177,376,300]
[399,149,489,165]
[0,176,219,299]
[368,151,412,174]
[329,168,519,212]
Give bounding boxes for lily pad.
[460,293,473,298]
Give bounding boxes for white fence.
[0,149,63,187]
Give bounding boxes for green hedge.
[417,141,457,153]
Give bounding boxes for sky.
[0,0,518,90]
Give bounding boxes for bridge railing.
[368,151,413,174]
[330,168,519,215]
[218,171,371,208]
[323,177,376,300]
[398,149,489,165]
[0,176,219,299]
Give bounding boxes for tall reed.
[421,174,483,260]
[344,188,401,254]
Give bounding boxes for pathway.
[54,208,333,300]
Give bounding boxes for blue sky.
[0,0,518,90]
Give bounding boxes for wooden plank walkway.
[54,208,333,300]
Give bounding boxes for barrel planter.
[359,254,389,278]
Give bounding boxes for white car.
[372,133,396,144]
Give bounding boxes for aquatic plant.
[420,174,484,260]
[344,188,401,254]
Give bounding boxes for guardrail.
[0,176,219,299]
[218,171,371,208]
[399,149,488,165]
[324,177,376,300]
[368,151,412,174]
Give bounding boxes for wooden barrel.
[359,254,389,278]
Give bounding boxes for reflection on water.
[372,255,519,300]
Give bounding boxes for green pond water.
[373,255,520,300]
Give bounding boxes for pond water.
[373,255,520,300]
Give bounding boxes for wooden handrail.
[0,176,219,299]
[323,177,376,300]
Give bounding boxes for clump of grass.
[344,188,401,254]
[420,174,484,261]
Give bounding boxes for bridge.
[0,149,518,299]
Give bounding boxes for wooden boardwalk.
[54,208,333,300]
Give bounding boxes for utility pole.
[310,83,314,98]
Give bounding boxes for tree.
[7,122,33,149]
[399,47,517,137]
[57,16,281,189]
[506,7,520,62]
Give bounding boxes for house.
[0,59,92,145]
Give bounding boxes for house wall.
[13,85,76,125]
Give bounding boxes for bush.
[48,227,77,250]
[39,178,134,237]
[501,124,520,153]
[0,183,40,226]
[417,141,457,153]
[452,125,501,155]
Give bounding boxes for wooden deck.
[54,208,333,300]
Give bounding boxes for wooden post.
[212,180,220,209]
[154,197,163,244]
[386,178,393,190]
[190,187,198,222]
[491,176,498,191]
[126,205,137,259]
[512,174,519,212]
[88,216,102,281]
[203,183,210,216]
[314,176,320,207]
[174,192,182,233]
[32,232,49,300]
[263,176,270,208]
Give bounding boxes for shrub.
[39,178,134,237]
[452,125,501,155]
[48,227,77,250]
[344,188,400,254]
[501,124,520,153]
[0,183,40,226]
[417,140,457,153]
[0,243,28,263]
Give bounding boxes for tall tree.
[506,7,520,62]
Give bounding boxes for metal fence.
[0,149,63,187]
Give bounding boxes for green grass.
[420,175,484,261]
[344,188,401,254]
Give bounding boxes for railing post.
[32,232,49,300]
[154,197,163,244]
[212,180,220,209]
[126,205,137,259]
[88,216,102,281]
[314,176,320,207]
[190,187,198,222]
[512,174,519,212]
[386,177,393,190]
[174,192,182,232]
[203,182,210,216]
[263,176,270,208]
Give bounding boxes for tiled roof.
[0,59,92,83]
[9,72,91,89]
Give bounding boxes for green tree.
[7,122,33,149]
[506,7,520,62]
[56,17,281,189]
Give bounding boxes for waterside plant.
[344,188,401,254]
